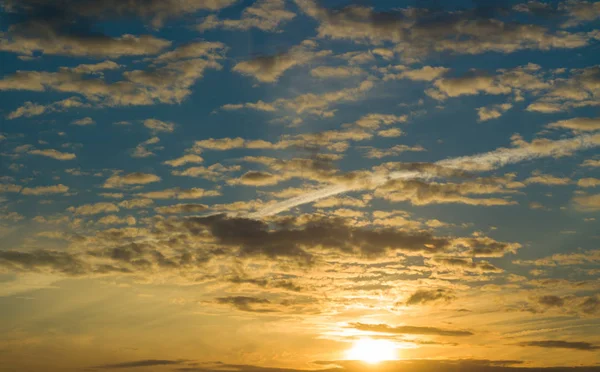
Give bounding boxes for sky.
[1,0,600,371]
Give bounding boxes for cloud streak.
[249,133,600,217]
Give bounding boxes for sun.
[345,338,398,364]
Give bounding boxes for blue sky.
[1,0,600,371]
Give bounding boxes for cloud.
[131,137,161,158]
[232,40,330,83]
[184,215,519,261]
[547,117,600,132]
[154,41,227,63]
[517,340,599,351]
[3,0,237,34]
[295,0,592,61]
[361,144,425,159]
[164,154,204,167]
[67,202,120,216]
[21,184,69,195]
[0,250,88,275]
[537,295,565,307]
[29,149,76,160]
[228,171,284,186]
[103,172,161,188]
[404,288,456,306]
[197,0,295,32]
[223,80,374,117]
[577,178,600,188]
[477,103,513,122]
[310,66,364,79]
[137,188,220,199]
[573,193,600,211]
[524,171,571,186]
[71,117,95,126]
[428,257,503,273]
[350,322,473,336]
[97,215,137,226]
[65,60,122,74]
[92,359,185,369]
[170,360,600,372]
[143,119,175,133]
[216,296,274,312]
[7,97,88,119]
[582,159,600,167]
[118,199,154,209]
[252,133,600,217]
[171,164,241,180]
[0,52,225,114]
[383,66,450,81]
[155,204,208,214]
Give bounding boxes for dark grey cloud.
[93,359,185,369]
[517,340,599,351]
[538,295,565,307]
[404,288,456,306]
[183,214,519,261]
[216,296,275,312]
[175,359,600,372]
[295,0,594,60]
[350,322,473,336]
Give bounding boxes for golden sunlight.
[345,338,398,364]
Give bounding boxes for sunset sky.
[1,0,600,371]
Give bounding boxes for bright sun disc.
[345,338,398,364]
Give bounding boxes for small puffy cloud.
[21,184,69,195]
[118,199,154,209]
[215,296,274,312]
[404,288,456,306]
[223,80,374,117]
[103,172,161,188]
[67,202,119,215]
[99,193,124,199]
[29,149,76,160]
[198,0,295,32]
[64,61,121,74]
[362,144,425,159]
[384,66,450,81]
[547,117,600,132]
[577,178,600,188]
[97,215,136,225]
[137,187,220,199]
[154,203,208,214]
[163,154,204,167]
[233,40,331,83]
[228,171,284,186]
[526,102,564,113]
[8,97,88,120]
[582,159,600,168]
[194,137,245,150]
[71,117,95,126]
[171,163,241,180]
[573,193,600,211]
[377,128,403,137]
[131,137,161,158]
[310,66,364,79]
[477,103,513,122]
[525,171,571,186]
[154,41,227,63]
[143,119,175,133]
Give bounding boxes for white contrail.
[248,133,600,218]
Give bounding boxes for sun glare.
[345,338,398,364]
